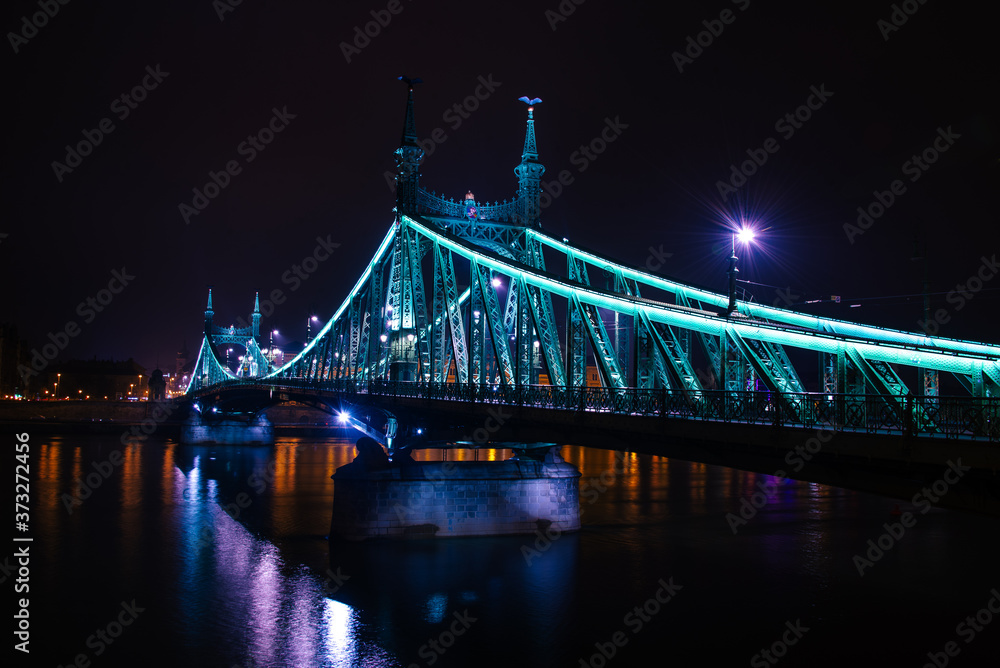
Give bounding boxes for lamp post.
[727,227,756,316]
[307,315,319,343]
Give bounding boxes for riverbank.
[0,399,353,437]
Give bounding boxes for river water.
[25,433,1000,667]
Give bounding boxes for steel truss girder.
[516,278,532,386]
[844,347,938,429]
[432,242,468,384]
[566,252,590,388]
[727,329,803,419]
[470,259,484,384]
[652,344,671,389]
[187,335,238,392]
[407,230,431,380]
[525,228,1000,363]
[521,236,566,385]
[239,216,1000,404]
[525,280,567,386]
[572,294,626,389]
[676,291,722,384]
[638,311,701,398]
[473,262,515,386]
[401,215,997,378]
[633,312,653,389]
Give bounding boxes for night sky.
[4,0,998,373]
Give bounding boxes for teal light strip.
[525,228,1000,358]
[265,223,398,378]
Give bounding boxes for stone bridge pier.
[330,439,581,540]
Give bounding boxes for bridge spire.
[251,291,261,340]
[204,288,214,332]
[394,76,424,216]
[515,97,545,227]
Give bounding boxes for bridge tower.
[204,288,214,333]
[394,76,424,216]
[251,291,261,340]
[514,101,545,227]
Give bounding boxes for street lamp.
[727,226,756,315]
[269,330,279,364]
[307,315,319,343]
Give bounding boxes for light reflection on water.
[30,434,1000,667]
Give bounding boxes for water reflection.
[30,435,1000,667]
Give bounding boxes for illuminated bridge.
[184,80,1000,513]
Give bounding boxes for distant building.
[148,368,167,401]
[0,323,34,398]
[175,341,190,377]
[44,358,148,400]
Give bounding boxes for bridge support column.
[180,412,274,445]
[330,443,581,540]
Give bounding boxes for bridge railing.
[192,378,999,442]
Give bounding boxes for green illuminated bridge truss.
[186,84,1000,442]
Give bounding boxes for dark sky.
[3,0,998,373]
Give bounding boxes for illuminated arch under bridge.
[186,81,1000,446]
